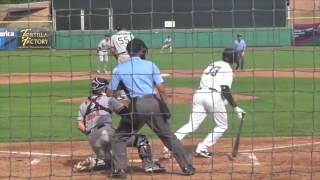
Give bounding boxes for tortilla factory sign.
[18,29,50,48]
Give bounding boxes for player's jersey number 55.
[118,36,130,45]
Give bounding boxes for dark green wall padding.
[53,28,292,49]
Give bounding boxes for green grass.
[0,77,319,141]
[1,47,320,73]
[0,81,89,141]
[0,47,319,141]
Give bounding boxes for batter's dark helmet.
[91,77,108,94]
[126,38,148,59]
[222,48,239,67]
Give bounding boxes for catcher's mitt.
[73,157,107,172]
[73,157,96,172]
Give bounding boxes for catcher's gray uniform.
[77,95,122,161]
[75,77,165,172]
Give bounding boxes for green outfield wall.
[53,28,292,49]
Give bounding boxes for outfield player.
[96,35,111,73]
[110,24,134,64]
[160,35,172,53]
[74,77,165,173]
[163,48,246,158]
[233,34,246,70]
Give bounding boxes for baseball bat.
[231,113,246,158]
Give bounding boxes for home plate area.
[0,136,319,179]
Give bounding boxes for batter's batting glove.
[234,106,246,120]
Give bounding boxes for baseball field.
[0,47,319,179]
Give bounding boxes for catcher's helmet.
[91,77,108,94]
[222,48,239,67]
[126,38,148,59]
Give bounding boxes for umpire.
[109,38,195,178]
[233,34,246,70]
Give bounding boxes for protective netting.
[0,0,319,179]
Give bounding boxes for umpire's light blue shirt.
[110,56,164,98]
[234,39,246,52]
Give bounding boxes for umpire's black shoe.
[182,164,195,176]
[110,169,127,179]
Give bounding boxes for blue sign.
[0,28,17,50]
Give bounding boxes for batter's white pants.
[175,90,228,152]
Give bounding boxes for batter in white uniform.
[163,48,246,158]
[96,35,111,73]
[110,25,134,64]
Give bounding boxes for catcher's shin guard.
[135,135,152,162]
[134,134,165,172]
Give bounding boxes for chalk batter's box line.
[0,141,319,158]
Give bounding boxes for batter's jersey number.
[205,65,221,76]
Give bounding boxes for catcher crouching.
[74,77,165,173]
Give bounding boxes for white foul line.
[0,141,319,158]
[0,151,71,157]
[235,141,320,166]
[239,141,320,153]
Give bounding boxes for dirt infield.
[2,68,318,104]
[0,68,319,179]
[56,87,257,104]
[0,68,319,85]
[0,137,319,180]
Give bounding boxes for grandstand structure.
[289,0,320,23]
[0,1,51,29]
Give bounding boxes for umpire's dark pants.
[238,52,245,70]
[111,95,193,171]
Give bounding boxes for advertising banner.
[0,28,17,50]
[294,23,320,46]
[18,28,51,49]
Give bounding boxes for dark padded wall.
[53,0,286,30]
